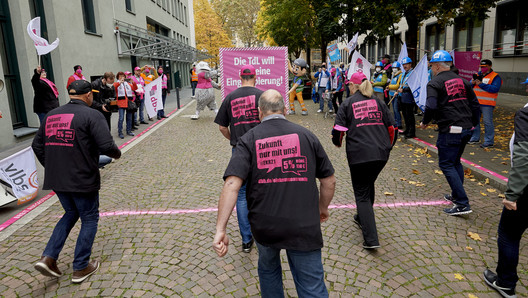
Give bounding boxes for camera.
[472,73,483,81]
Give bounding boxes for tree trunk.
[405,7,419,65]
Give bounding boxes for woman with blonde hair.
[332,72,398,249]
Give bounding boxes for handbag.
[127,100,138,112]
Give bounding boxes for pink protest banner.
[453,51,482,82]
[219,47,288,106]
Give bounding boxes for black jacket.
[31,69,59,114]
[32,99,121,192]
[91,77,115,112]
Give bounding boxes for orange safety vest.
[191,70,198,82]
[473,71,501,106]
[141,73,153,85]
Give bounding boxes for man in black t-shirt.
[214,65,263,253]
[213,89,336,297]
[32,80,121,283]
[420,50,480,216]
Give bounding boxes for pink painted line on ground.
[0,106,180,233]
[412,137,508,182]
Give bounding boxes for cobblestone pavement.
[0,96,527,297]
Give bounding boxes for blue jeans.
[157,92,167,117]
[118,107,132,134]
[392,95,402,127]
[43,191,99,271]
[191,81,197,96]
[256,243,328,298]
[470,105,494,145]
[317,87,332,111]
[496,198,528,290]
[37,112,46,125]
[134,98,145,122]
[98,155,112,168]
[436,129,472,208]
[232,147,252,244]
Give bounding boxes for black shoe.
[118,133,124,139]
[134,122,140,126]
[483,269,516,298]
[242,238,254,253]
[404,134,415,139]
[157,116,161,120]
[161,115,168,118]
[443,204,472,216]
[480,143,494,148]
[363,242,380,249]
[126,132,135,136]
[131,127,138,131]
[353,214,362,229]
[443,194,454,203]
[467,140,479,145]
[140,121,148,124]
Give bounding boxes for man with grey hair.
[420,50,480,216]
[213,89,336,297]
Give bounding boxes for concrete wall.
[0,0,196,151]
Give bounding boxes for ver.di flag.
[405,54,429,112]
[397,42,408,72]
[27,17,60,56]
[347,51,372,81]
[346,32,359,55]
[0,147,39,206]
[143,77,163,118]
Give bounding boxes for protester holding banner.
[213,89,336,297]
[420,50,480,216]
[398,57,416,138]
[66,65,86,89]
[314,63,330,108]
[131,67,148,124]
[387,61,403,129]
[332,72,397,249]
[483,76,528,298]
[32,79,121,283]
[287,58,309,115]
[31,65,59,125]
[372,62,388,104]
[469,59,503,148]
[214,65,263,253]
[113,72,137,139]
[156,66,170,120]
[91,72,115,130]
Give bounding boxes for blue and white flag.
[346,32,359,56]
[405,54,429,112]
[397,42,408,72]
[326,55,332,70]
[327,43,341,62]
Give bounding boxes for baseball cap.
[134,66,141,71]
[521,76,528,84]
[480,59,492,67]
[68,80,92,95]
[240,65,256,76]
[349,72,367,85]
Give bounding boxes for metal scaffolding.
[114,19,211,62]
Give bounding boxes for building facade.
[0,0,206,151]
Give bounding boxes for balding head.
[258,89,286,119]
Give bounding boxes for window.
[172,0,176,17]
[454,18,483,51]
[426,23,446,58]
[367,42,376,64]
[377,38,386,62]
[125,0,134,13]
[184,6,187,26]
[389,34,401,60]
[360,43,366,57]
[81,0,97,34]
[494,0,528,57]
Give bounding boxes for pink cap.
[330,67,336,76]
[134,66,141,71]
[240,65,256,76]
[124,71,131,75]
[349,72,367,84]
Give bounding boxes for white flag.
[0,147,39,206]
[406,54,429,112]
[346,32,359,55]
[397,42,408,72]
[326,56,331,70]
[27,17,60,56]
[347,51,372,81]
[143,77,164,118]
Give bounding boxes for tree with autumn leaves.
[193,0,232,66]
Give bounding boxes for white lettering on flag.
[348,51,372,81]
[0,147,39,206]
[397,42,408,72]
[27,17,60,56]
[406,54,429,112]
[143,77,163,118]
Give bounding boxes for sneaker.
[353,214,362,229]
[483,269,516,298]
[301,110,308,116]
[443,204,473,216]
[118,133,124,139]
[242,238,254,253]
[363,242,380,249]
[467,140,479,145]
[317,109,323,113]
[288,110,296,115]
[72,260,100,283]
[329,109,334,113]
[126,132,135,136]
[190,115,199,120]
[480,143,494,148]
[35,256,62,277]
[443,194,454,203]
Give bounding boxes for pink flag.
[27,17,59,56]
